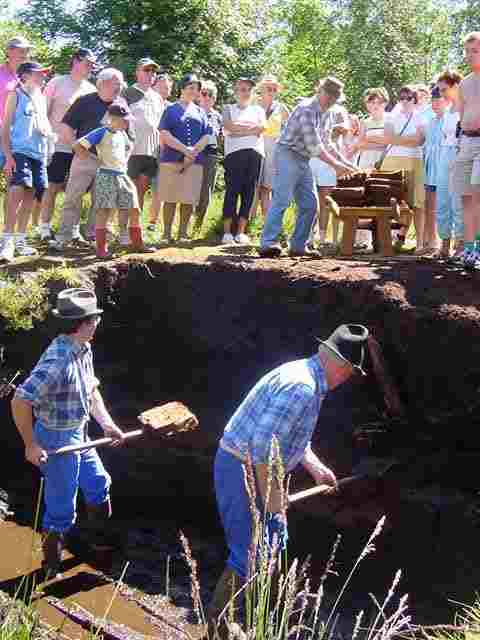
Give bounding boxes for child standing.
[1,61,54,262]
[74,103,154,258]
[452,32,480,269]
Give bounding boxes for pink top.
[0,64,17,125]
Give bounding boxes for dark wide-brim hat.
[319,324,369,375]
[52,288,103,320]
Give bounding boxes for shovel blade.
[138,401,198,436]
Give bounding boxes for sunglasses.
[201,90,213,97]
[238,87,253,93]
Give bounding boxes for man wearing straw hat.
[11,288,125,579]
[208,323,369,637]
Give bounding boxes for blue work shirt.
[220,355,328,473]
[15,335,99,431]
[158,101,212,164]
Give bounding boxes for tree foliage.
[17,0,466,110]
[18,0,271,100]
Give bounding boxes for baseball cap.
[137,58,160,71]
[96,67,125,85]
[17,62,52,76]
[7,36,34,50]
[74,48,97,63]
[108,103,133,120]
[178,73,201,90]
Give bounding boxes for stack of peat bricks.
[329,170,412,257]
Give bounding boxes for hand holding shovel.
[48,401,198,457]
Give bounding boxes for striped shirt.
[15,335,100,431]
[220,355,328,472]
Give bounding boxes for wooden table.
[330,198,411,257]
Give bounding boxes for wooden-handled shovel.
[48,401,198,456]
[289,475,363,504]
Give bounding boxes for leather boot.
[204,567,244,639]
[41,531,64,579]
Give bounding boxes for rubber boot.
[85,499,118,551]
[129,226,154,253]
[204,567,244,640]
[41,531,64,580]
[95,228,109,258]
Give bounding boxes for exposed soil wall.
[1,255,480,623]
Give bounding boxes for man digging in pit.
[11,288,125,579]
[207,324,370,637]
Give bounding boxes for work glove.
[265,512,288,552]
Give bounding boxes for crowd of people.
[0,32,480,265]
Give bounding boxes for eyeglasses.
[399,94,414,101]
[264,86,277,93]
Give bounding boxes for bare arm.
[90,388,124,442]
[57,122,76,147]
[159,130,195,158]
[193,133,210,153]
[301,445,337,487]
[11,396,47,466]
[72,141,92,159]
[2,92,17,176]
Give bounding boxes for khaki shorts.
[450,137,480,196]
[380,156,425,208]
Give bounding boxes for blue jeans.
[214,448,288,579]
[436,147,464,241]
[35,421,111,533]
[260,146,318,252]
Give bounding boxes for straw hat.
[258,75,283,91]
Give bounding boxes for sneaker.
[221,233,235,245]
[71,233,91,246]
[0,237,15,262]
[40,226,53,241]
[49,239,69,252]
[288,247,321,258]
[235,233,250,245]
[15,239,38,257]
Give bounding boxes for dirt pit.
[1,251,480,634]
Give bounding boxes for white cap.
[96,67,125,86]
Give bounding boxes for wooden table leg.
[340,217,355,256]
[376,215,394,257]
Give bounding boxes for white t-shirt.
[44,75,96,153]
[223,104,266,157]
[385,111,426,159]
[441,109,460,147]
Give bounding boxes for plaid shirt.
[278,97,329,159]
[220,356,328,472]
[15,335,99,431]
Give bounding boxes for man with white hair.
[50,67,126,251]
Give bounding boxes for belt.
[462,130,480,138]
[219,439,246,463]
